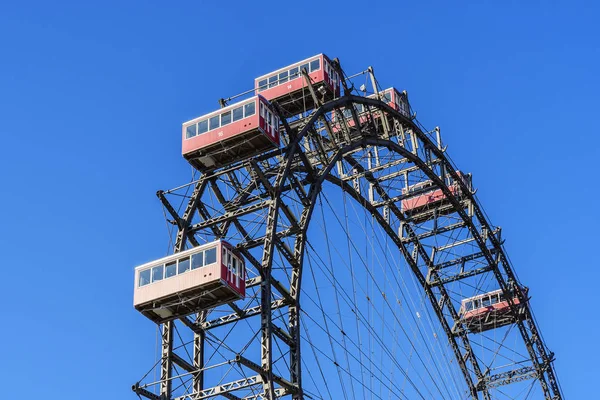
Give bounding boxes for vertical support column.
[172,178,207,251]
[289,216,309,400]
[435,126,442,150]
[193,314,206,394]
[367,66,390,137]
[260,269,275,399]
[352,167,360,194]
[160,322,173,399]
[367,151,374,203]
[395,120,406,147]
[260,199,278,399]
[410,129,419,155]
[288,302,301,400]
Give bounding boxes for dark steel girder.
[157,189,201,249]
[189,200,270,233]
[236,355,297,395]
[400,220,468,242]
[133,383,162,400]
[434,249,498,270]
[173,374,263,400]
[483,366,538,389]
[201,299,290,330]
[428,265,495,287]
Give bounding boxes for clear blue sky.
[0,1,597,398]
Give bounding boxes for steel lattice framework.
[132,60,563,400]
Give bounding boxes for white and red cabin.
[255,54,340,116]
[133,239,246,324]
[182,95,280,170]
[332,87,410,133]
[373,87,410,118]
[401,171,471,221]
[459,287,528,333]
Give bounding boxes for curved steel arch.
[289,92,560,398]
[135,78,562,400]
[271,92,560,397]
[276,130,484,397]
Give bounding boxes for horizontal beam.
[434,250,491,270]
[272,323,294,348]
[221,393,243,400]
[436,228,500,252]
[246,276,261,288]
[214,175,313,217]
[239,227,300,250]
[401,220,468,242]
[341,156,411,181]
[172,352,195,373]
[483,365,538,389]
[202,299,289,330]
[190,201,270,233]
[241,388,288,400]
[131,383,161,400]
[174,374,263,400]
[236,355,298,394]
[376,159,443,183]
[428,265,494,287]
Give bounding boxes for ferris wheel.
[131,54,563,400]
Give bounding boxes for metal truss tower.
[132,60,563,400]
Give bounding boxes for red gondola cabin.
[373,87,410,118]
[401,171,471,222]
[255,54,341,116]
[182,95,280,170]
[459,287,528,333]
[332,87,410,133]
[133,240,246,324]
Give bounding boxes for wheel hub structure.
[132,59,562,400]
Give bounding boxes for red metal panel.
[322,54,341,97]
[322,54,333,94]
[220,260,228,288]
[393,88,410,118]
[221,241,246,297]
[238,263,246,296]
[259,106,266,136]
[462,296,522,321]
[220,241,232,290]
[401,185,459,212]
[389,89,399,112]
[258,98,280,147]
